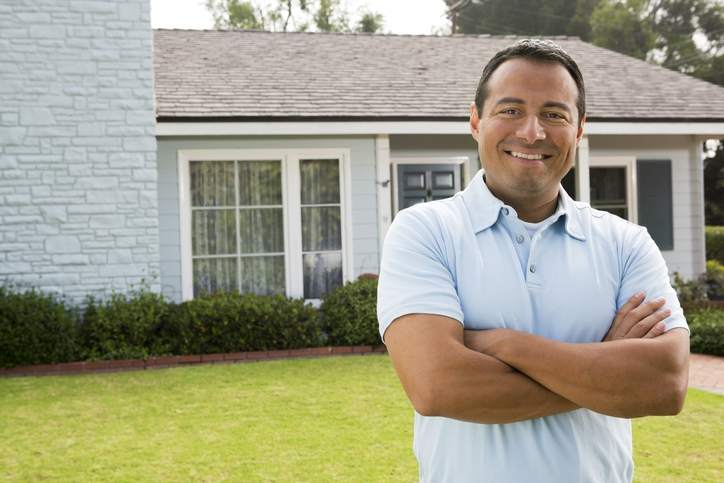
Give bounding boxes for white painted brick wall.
[0,0,160,302]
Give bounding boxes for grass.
[0,355,722,482]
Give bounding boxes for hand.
[463,328,514,356]
[603,292,670,342]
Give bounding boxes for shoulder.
[389,195,466,242]
[569,200,647,243]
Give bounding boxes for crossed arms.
[384,294,689,424]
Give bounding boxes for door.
[397,164,461,211]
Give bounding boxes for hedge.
[0,287,80,367]
[687,307,724,356]
[1,276,378,368]
[706,226,724,263]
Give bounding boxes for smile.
[504,150,551,161]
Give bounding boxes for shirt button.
[502,207,509,216]
[529,264,537,273]
[516,234,525,244]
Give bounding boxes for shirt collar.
[461,169,586,241]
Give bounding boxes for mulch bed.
[0,345,388,378]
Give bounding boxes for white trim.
[589,155,638,223]
[375,135,392,259]
[177,148,352,301]
[157,121,724,137]
[391,156,469,215]
[575,136,590,203]
[691,138,707,275]
[178,151,193,300]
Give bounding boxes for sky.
[151,0,450,35]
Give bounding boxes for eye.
[543,112,566,120]
[499,108,520,116]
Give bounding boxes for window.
[179,149,352,301]
[562,156,637,223]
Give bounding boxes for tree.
[206,0,384,33]
[444,0,601,39]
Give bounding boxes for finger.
[643,321,667,339]
[607,292,645,340]
[627,308,671,338]
[625,297,666,325]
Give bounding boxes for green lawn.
[0,355,722,482]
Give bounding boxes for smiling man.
[377,40,689,483]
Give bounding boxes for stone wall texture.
[0,0,160,303]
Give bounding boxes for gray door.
[397,164,461,211]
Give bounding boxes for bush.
[706,226,724,263]
[673,272,708,307]
[704,259,724,300]
[320,276,380,346]
[688,307,724,356]
[162,292,322,355]
[0,286,80,367]
[79,291,170,360]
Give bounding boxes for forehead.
[485,58,578,109]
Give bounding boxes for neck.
[484,179,559,223]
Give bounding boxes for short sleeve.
[377,206,464,342]
[618,227,689,333]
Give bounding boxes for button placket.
[526,233,541,286]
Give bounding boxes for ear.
[469,102,481,139]
[576,114,586,144]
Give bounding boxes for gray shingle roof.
[153,29,724,121]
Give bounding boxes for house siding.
[588,135,705,280]
[156,136,378,302]
[0,0,159,303]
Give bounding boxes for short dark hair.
[474,39,586,125]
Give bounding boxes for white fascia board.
[155,120,724,137]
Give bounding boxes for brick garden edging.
[0,345,388,378]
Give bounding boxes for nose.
[515,115,546,144]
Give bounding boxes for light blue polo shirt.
[377,169,688,483]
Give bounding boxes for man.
[377,39,689,483]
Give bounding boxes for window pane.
[300,159,340,204]
[303,252,342,299]
[302,206,341,251]
[238,161,282,206]
[192,209,236,256]
[590,167,626,204]
[193,257,237,296]
[240,256,286,296]
[190,161,235,207]
[239,208,284,254]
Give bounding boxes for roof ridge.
[152,28,580,41]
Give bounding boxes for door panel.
[397,164,461,212]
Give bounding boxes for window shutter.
[636,160,674,250]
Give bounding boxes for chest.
[454,226,620,343]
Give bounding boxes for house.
[2,0,724,304]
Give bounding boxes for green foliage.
[704,144,724,225]
[673,271,709,306]
[163,292,322,354]
[0,286,80,367]
[687,307,724,355]
[320,276,380,346]
[704,259,724,300]
[706,226,724,263]
[590,0,654,59]
[206,0,382,33]
[79,291,171,360]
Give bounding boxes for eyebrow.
[495,97,572,114]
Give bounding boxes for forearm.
[486,329,689,418]
[394,339,577,424]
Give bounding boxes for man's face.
[470,58,585,202]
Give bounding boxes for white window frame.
[589,156,638,223]
[178,148,353,301]
[391,156,470,215]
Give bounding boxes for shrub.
[706,226,724,263]
[704,259,724,300]
[162,292,322,355]
[0,286,80,367]
[687,307,724,356]
[673,272,708,307]
[79,291,170,360]
[320,276,380,346]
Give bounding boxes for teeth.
[510,151,544,160]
